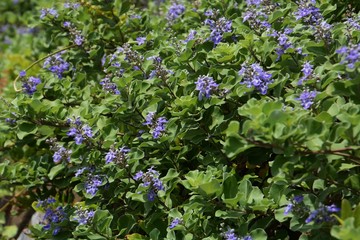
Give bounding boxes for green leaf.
[48,164,65,180]
[2,225,18,238]
[17,122,37,139]
[93,210,113,237]
[341,199,353,220]
[354,204,360,227]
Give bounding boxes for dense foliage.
[1,0,360,239]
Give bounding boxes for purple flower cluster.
[195,75,219,100]
[238,63,272,94]
[117,43,144,70]
[67,117,93,145]
[43,52,70,78]
[222,228,252,240]
[284,195,304,215]
[52,146,72,164]
[294,0,322,24]
[169,218,182,229]
[183,30,197,44]
[305,204,340,224]
[136,37,146,45]
[5,118,16,125]
[166,3,185,22]
[134,166,164,201]
[337,44,360,69]
[143,112,168,139]
[73,207,95,225]
[21,72,41,95]
[204,11,232,45]
[36,197,56,208]
[312,20,332,44]
[345,16,360,31]
[268,28,293,61]
[242,0,276,31]
[63,21,84,46]
[100,76,120,94]
[147,56,173,80]
[105,146,130,165]
[85,175,102,196]
[298,61,314,85]
[36,197,66,236]
[64,2,80,9]
[40,8,59,19]
[298,89,317,109]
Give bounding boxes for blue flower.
[85,175,102,196]
[22,76,41,95]
[100,77,120,94]
[73,208,95,225]
[223,228,238,240]
[43,52,70,78]
[305,204,340,224]
[40,8,59,19]
[144,112,168,139]
[167,3,185,22]
[136,37,146,45]
[204,16,232,45]
[294,0,322,24]
[298,61,314,85]
[337,44,360,69]
[169,218,182,229]
[105,146,130,164]
[52,146,71,163]
[134,167,164,202]
[195,75,219,100]
[298,89,317,109]
[67,119,93,145]
[239,63,272,94]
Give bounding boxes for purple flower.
[100,77,120,94]
[85,175,102,196]
[204,17,232,45]
[298,61,314,85]
[294,0,322,24]
[105,146,130,164]
[74,34,84,45]
[204,9,214,17]
[40,8,59,19]
[345,16,360,31]
[19,70,26,77]
[144,112,168,139]
[284,203,293,215]
[305,204,340,224]
[64,2,80,9]
[75,167,88,177]
[298,89,317,109]
[294,195,304,204]
[183,30,197,44]
[136,37,146,45]
[169,218,182,229]
[337,44,360,69]
[43,52,70,78]
[147,189,157,201]
[52,147,71,163]
[134,171,144,181]
[195,75,219,100]
[239,63,272,94]
[134,167,164,202]
[167,3,185,22]
[73,208,95,225]
[223,228,238,240]
[22,76,41,95]
[67,118,93,145]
